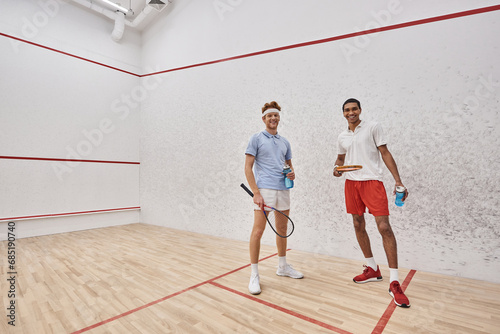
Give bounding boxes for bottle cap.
[396,186,406,193]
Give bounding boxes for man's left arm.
[285,159,295,180]
[378,145,408,200]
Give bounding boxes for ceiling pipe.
[69,0,171,42]
[111,11,125,42]
[124,1,174,29]
[125,4,154,28]
[100,0,130,14]
[70,0,126,42]
[70,0,117,21]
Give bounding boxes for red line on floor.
[371,269,417,334]
[0,155,140,164]
[209,281,352,334]
[71,252,280,333]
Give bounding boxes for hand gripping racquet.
[240,183,294,238]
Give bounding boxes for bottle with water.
[395,186,406,207]
[283,164,294,189]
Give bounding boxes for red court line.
[71,252,280,333]
[371,269,417,334]
[0,32,140,77]
[0,206,141,222]
[209,281,353,334]
[0,155,140,164]
[141,4,500,77]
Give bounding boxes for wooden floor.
[1,223,499,334]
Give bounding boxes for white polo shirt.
[337,120,387,181]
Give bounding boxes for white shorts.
[254,188,291,211]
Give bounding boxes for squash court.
[2,2,500,333]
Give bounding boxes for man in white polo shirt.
[334,98,410,308]
[244,101,303,295]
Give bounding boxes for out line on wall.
[1,5,499,78]
[141,4,500,77]
[0,155,140,164]
[0,32,141,77]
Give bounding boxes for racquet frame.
[240,183,294,238]
[336,164,363,175]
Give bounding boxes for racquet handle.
[240,183,254,197]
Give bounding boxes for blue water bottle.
[395,186,405,207]
[283,164,294,189]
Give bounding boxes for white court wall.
[140,1,500,283]
[0,0,142,239]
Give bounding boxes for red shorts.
[345,180,389,216]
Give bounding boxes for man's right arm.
[244,154,264,209]
[333,154,346,177]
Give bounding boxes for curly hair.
[262,101,281,113]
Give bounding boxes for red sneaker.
[389,281,411,308]
[353,265,383,283]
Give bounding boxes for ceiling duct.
[69,0,172,41]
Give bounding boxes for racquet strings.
[264,209,293,238]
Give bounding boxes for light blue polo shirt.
[245,130,292,190]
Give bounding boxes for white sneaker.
[248,273,261,295]
[276,264,304,279]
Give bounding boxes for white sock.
[366,257,377,271]
[389,268,399,283]
[278,256,287,268]
[251,263,259,275]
